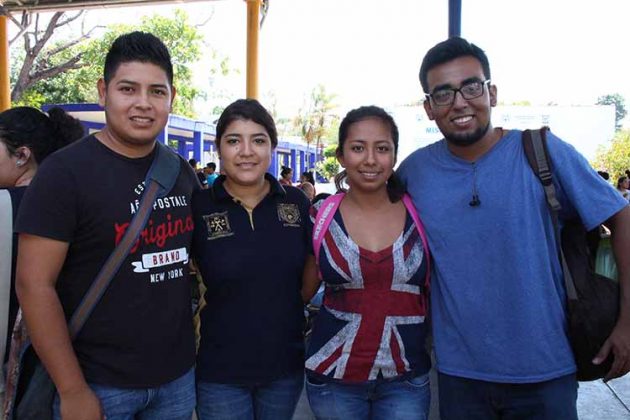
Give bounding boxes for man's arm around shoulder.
[594,205,630,381]
[16,234,104,420]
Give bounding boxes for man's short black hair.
[104,31,173,86]
[206,162,216,170]
[419,37,491,93]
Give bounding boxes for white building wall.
[391,105,616,164]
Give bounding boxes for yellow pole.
[0,15,10,111]
[246,0,261,99]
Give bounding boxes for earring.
[16,160,24,167]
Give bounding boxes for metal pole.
[246,0,261,99]
[448,0,462,38]
[0,15,11,111]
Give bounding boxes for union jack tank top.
[305,202,431,383]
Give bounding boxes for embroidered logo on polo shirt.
[203,212,234,240]
[277,203,301,227]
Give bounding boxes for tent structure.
[1,0,208,12]
[0,0,463,112]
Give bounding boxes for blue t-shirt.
[397,129,628,383]
[206,173,218,186]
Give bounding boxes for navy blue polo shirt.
[192,174,312,384]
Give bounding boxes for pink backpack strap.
[402,193,431,290]
[313,193,345,266]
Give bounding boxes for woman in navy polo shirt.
[302,106,432,419]
[192,99,314,420]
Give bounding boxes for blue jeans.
[306,373,430,420]
[196,371,304,420]
[53,368,195,420]
[438,372,578,420]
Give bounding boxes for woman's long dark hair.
[334,106,405,203]
[0,106,85,164]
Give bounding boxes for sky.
[9,0,630,127]
[192,0,630,120]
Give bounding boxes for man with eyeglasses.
[397,37,630,419]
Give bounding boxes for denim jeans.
[196,371,304,420]
[305,372,430,420]
[438,372,578,420]
[53,368,195,420]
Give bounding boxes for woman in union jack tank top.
[302,106,432,420]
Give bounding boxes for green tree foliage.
[16,10,215,118]
[596,93,627,131]
[592,129,630,181]
[316,143,340,181]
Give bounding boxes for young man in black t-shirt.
[15,32,199,420]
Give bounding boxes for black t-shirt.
[15,135,199,387]
[192,174,312,384]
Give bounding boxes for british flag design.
[306,208,428,383]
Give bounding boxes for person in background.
[300,171,316,187]
[617,176,630,201]
[299,171,317,197]
[303,106,432,420]
[279,165,293,186]
[192,99,315,420]
[190,158,208,188]
[204,162,218,186]
[15,32,199,420]
[0,107,84,398]
[298,181,315,202]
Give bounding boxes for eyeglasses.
[426,79,491,106]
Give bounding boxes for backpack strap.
[522,128,578,301]
[402,194,431,290]
[67,142,181,339]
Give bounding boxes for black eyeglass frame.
[425,79,492,106]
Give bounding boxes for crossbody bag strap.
[312,193,345,267]
[0,189,13,379]
[68,142,181,339]
[522,128,578,301]
[402,194,431,290]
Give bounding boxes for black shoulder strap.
[522,128,578,301]
[146,142,181,199]
[522,127,562,212]
[67,141,181,339]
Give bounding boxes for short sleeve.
[547,130,628,230]
[15,155,79,242]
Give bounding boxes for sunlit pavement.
[577,375,630,419]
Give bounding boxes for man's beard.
[444,122,490,147]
